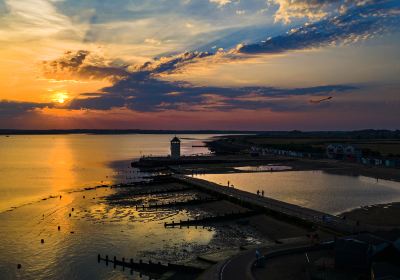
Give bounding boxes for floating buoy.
[58,226,60,231]
[41,239,44,244]
[83,196,85,199]
[17,264,21,269]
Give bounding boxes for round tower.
[170,136,181,159]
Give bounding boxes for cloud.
[0,100,51,118]
[210,0,232,7]
[0,0,82,43]
[239,0,400,54]
[67,65,357,112]
[270,0,378,23]
[42,50,130,81]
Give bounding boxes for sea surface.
[0,134,213,213]
[0,134,220,280]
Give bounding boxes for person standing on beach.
[257,190,260,196]
[261,190,264,197]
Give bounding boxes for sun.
[52,92,69,104]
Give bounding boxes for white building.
[326,144,362,161]
[170,136,181,159]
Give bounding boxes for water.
[0,134,214,213]
[234,165,292,172]
[0,134,221,280]
[2,134,400,279]
[194,171,400,214]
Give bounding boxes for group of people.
[256,190,265,197]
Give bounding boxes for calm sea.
[0,134,214,213]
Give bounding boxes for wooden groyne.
[124,186,192,197]
[172,175,367,234]
[135,197,219,210]
[97,254,203,274]
[164,210,260,228]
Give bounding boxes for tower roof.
[171,136,180,142]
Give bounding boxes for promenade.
[172,175,368,235]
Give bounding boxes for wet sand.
[341,202,400,228]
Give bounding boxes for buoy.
[83,196,85,199]
[58,226,60,231]
[17,264,21,269]
[41,239,44,244]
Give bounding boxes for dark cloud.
[0,100,51,118]
[67,68,357,112]
[239,0,400,54]
[42,50,130,81]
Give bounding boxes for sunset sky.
[0,0,399,130]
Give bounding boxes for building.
[326,144,362,161]
[335,231,400,273]
[170,136,181,159]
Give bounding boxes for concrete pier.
[172,175,368,234]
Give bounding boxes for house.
[335,231,400,273]
[327,144,361,161]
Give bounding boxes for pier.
[172,175,367,234]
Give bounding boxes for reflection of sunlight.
[49,137,75,192]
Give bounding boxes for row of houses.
[250,146,317,159]
[360,157,400,168]
[250,144,400,168]
[326,144,400,168]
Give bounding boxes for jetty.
[171,175,367,235]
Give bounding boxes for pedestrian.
[227,180,230,187]
[261,190,264,197]
[255,249,261,266]
[256,190,260,196]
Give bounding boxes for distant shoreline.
[1,129,399,136]
[0,129,257,135]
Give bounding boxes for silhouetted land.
[0,129,256,135]
[1,129,399,137]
